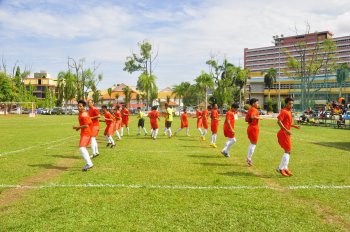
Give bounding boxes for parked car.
[67,108,79,115]
[51,107,63,115]
[259,109,267,115]
[21,108,31,114]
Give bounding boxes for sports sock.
[120,127,124,136]
[109,136,115,145]
[143,127,148,134]
[91,137,96,154]
[211,134,214,144]
[168,128,172,137]
[224,138,236,153]
[176,128,182,133]
[115,130,121,140]
[203,129,208,136]
[127,127,129,135]
[186,128,189,135]
[213,134,217,144]
[79,147,93,166]
[247,143,256,160]
[105,135,110,142]
[155,129,159,138]
[279,153,290,170]
[138,127,141,134]
[198,128,203,135]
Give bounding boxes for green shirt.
[166,108,173,122]
[137,111,144,119]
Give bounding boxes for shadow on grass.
[183,145,208,149]
[311,142,350,152]
[219,171,257,177]
[187,155,220,159]
[198,162,239,167]
[50,155,80,159]
[28,164,69,171]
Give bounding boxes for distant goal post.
[0,102,36,117]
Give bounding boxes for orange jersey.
[88,106,100,127]
[277,108,293,131]
[202,109,208,121]
[121,108,129,121]
[104,111,114,125]
[78,111,92,136]
[114,110,122,121]
[148,110,159,128]
[223,110,235,132]
[181,112,188,128]
[211,109,219,121]
[246,107,259,127]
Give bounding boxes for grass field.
[0,114,349,231]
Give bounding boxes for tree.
[234,67,249,107]
[122,86,132,108]
[166,95,171,105]
[263,68,277,99]
[107,88,113,100]
[123,40,158,109]
[284,25,338,109]
[115,93,120,105]
[57,71,76,110]
[336,63,349,97]
[172,82,191,107]
[0,72,14,103]
[195,71,214,108]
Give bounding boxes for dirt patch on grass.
[0,157,79,206]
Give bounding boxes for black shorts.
[138,118,145,127]
[165,121,172,128]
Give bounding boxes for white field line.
[0,135,76,157]
[0,183,349,190]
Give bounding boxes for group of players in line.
[73,97,300,177]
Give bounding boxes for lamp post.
[273,34,284,112]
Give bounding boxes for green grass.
[0,114,349,231]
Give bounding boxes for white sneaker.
[82,164,93,171]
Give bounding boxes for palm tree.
[195,71,214,108]
[136,93,141,104]
[336,63,349,97]
[115,93,120,105]
[57,71,76,112]
[137,73,157,109]
[173,82,191,107]
[264,68,277,99]
[166,95,171,105]
[235,67,249,108]
[122,86,132,108]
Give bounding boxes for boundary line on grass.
[0,183,349,190]
[0,135,76,157]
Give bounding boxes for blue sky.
[1,0,349,90]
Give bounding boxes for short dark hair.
[285,97,294,104]
[102,105,107,109]
[151,105,158,110]
[116,105,120,109]
[137,107,141,110]
[78,100,86,107]
[231,103,239,109]
[183,107,187,112]
[249,98,258,106]
[207,105,212,110]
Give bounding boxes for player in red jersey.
[201,106,210,141]
[113,105,122,140]
[87,99,100,158]
[100,105,116,148]
[210,104,220,148]
[121,105,130,136]
[193,106,203,137]
[245,98,263,166]
[148,105,160,140]
[277,97,301,177]
[221,103,239,158]
[174,107,189,136]
[73,100,93,171]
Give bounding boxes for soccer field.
[0,115,349,231]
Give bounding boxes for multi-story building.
[23,71,57,100]
[244,31,350,109]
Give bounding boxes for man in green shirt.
[165,103,173,138]
[137,107,148,136]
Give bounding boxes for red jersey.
[223,110,235,131]
[181,112,188,128]
[148,110,159,124]
[246,107,259,126]
[79,111,92,136]
[211,109,219,121]
[88,106,100,127]
[196,110,202,119]
[122,108,129,120]
[202,109,209,122]
[114,110,121,121]
[104,111,114,125]
[277,108,293,131]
